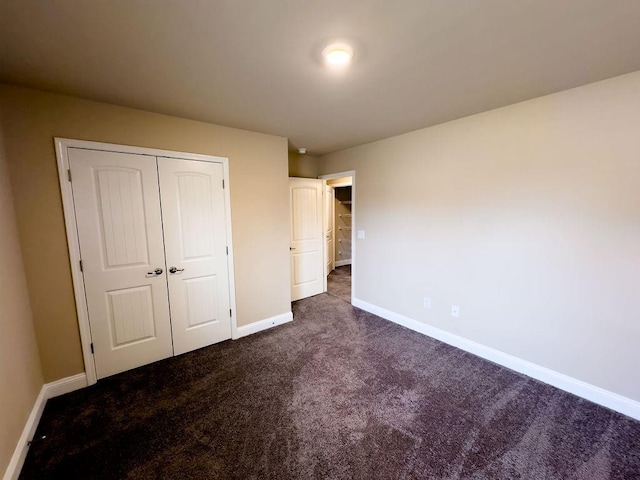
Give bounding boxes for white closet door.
[158,158,232,355]
[290,178,324,301]
[68,148,173,379]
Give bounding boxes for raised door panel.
[184,276,218,328]
[158,157,231,355]
[176,173,216,260]
[68,148,173,379]
[108,286,156,346]
[96,169,149,268]
[293,252,321,285]
[292,186,319,241]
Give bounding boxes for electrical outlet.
[451,305,460,317]
[357,230,365,239]
[423,297,431,309]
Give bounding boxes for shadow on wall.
[288,151,319,178]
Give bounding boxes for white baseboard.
[233,311,293,339]
[352,297,640,421]
[3,389,47,480]
[335,259,352,267]
[3,373,87,480]
[43,373,88,398]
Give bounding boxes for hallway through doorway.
[327,265,351,303]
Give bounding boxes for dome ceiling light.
[322,43,353,67]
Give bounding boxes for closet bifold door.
[68,148,173,379]
[158,157,232,355]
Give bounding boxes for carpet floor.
[327,265,351,303]
[20,294,640,479]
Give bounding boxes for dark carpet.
[327,265,351,303]
[20,294,640,479]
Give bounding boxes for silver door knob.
[169,267,185,274]
[147,268,163,275]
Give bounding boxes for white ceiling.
[1,1,640,155]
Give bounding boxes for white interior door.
[158,157,232,355]
[290,177,324,301]
[324,184,335,277]
[69,148,173,379]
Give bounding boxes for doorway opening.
[319,171,355,304]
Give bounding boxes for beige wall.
[0,116,44,475]
[319,71,640,402]
[288,151,318,178]
[0,85,291,383]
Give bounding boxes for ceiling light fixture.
[322,43,353,67]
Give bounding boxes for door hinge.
[229,308,232,317]
[79,259,83,272]
[90,343,94,354]
[67,169,72,182]
[222,179,225,189]
[226,246,229,255]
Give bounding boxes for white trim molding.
[352,297,640,421]
[42,373,88,398]
[3,390,46,480]
[233,312,293,339]
[3,373,87,480]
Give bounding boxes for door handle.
[290,247,296,251]
[147,268,163,276]
[169,267,185,274]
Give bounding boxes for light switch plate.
[357,230,365,239]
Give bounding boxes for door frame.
[322,183,335,292]
[318,170,355,305]
[55,138,238,385]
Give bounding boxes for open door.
[289,177,324,301]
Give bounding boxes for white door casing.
[290,177,324,301]
[158,157,232,355]
[68,148,174,379]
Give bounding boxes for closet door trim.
[55,138,237,385]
